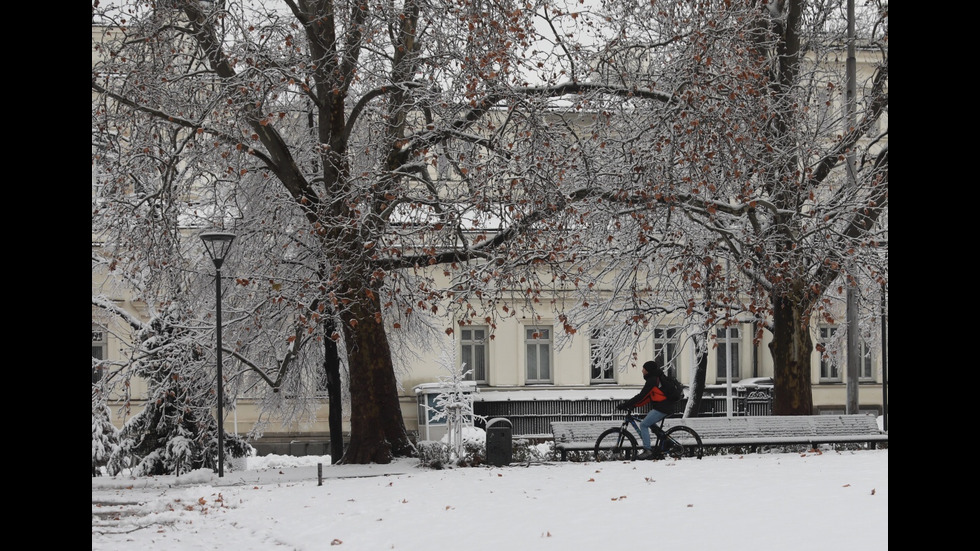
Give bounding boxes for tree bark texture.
[322,316,344,464]
[768,292,815,415]
[337,289,415,464]
[686,343,709,418]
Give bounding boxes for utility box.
[485,417,513,466]
[414,381,477,442]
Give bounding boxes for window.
[589,327,616,383]
[715,326,740,382]
[419,393,445,425]
[461,326,488,383]
[92,328,107,384]
[653,327,679,380]
[818,326,841,381]
[525,325,552,383]
[859,339,875,382]
[817,327,874,382]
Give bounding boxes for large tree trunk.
[684,335,709,418]
[337,290,416,464]
[323,315,344,464]
[768,291,815,415]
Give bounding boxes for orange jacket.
[621,370,671,412]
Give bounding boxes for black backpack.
[658,369,684,402]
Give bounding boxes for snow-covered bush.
[92,403,120,476]
[511,439,552,463]
[100,304,253,476]
[416,440,451,469]
[447,427,487,467]
[416,429,556,468]
[417,426,486,468]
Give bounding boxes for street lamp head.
[200,231,236,270]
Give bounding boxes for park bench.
[550,413,887,461]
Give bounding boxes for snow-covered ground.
[93,436,887,551]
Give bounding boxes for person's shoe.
[636,449,655,460]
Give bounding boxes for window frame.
[589,326,617,383]
[818,325,842,382]
[524,325,553,384]
[460,325,489,384]
[653,326,680,381]
[715,326,741,383]
[859,339,875,382]
[92,327,107,384]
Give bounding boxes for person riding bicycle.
[616,360,680,460]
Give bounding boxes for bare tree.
[93,0,887,474]
[541,0,888,415]
[91,0,682,462]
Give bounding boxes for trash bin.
[485,418,513,466]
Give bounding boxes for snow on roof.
[413,381,640,401]
[471,387,638,401]
[413,381,478,394]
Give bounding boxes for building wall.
[95,271,886,441]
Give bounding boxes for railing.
[474,399,623,437]
[696,388,774,417]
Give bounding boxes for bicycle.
[593,407,704,461]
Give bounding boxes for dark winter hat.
[642,360,658,371]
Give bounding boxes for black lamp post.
[201,231,235,477]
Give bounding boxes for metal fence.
[474,398,624,437]
[696,388,774,417]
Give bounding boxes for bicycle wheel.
[663,426,704,460]
[594,428,638,462]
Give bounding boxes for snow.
[92,425,887,551]
[470,387,639,401]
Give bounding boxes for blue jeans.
[639,409,669,450]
